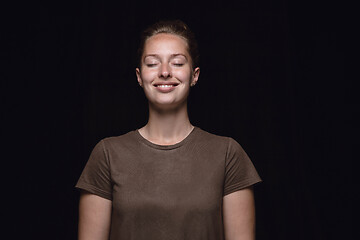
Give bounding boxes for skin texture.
[223,187,256,240]
[78,191,112,240]
[78,33,256,239]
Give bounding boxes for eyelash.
[146,63,184,67]
[172,63,184,67]
[146,64,157,67]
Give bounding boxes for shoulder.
[194,127,240,151]
[98,130,140,151]
[194,127,250,160]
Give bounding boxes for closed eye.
[146,63,158,67]
[172,63,184,67]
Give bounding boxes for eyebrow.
[144,54,188,60]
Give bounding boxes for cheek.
[174,69,192,82]
[140,70,155,82]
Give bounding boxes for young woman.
[76,20,261,240]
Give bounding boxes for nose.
[159,63,171,79]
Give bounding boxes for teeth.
[157,85,173,88]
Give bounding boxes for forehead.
[143,33,189,55]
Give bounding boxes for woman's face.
[136,33,200,110]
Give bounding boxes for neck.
[139,101,194,145]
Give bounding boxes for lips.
[153,82,179,92]
[153,82,179,87]
[157,84,176,88]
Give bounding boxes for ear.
[190,67,200,87]
[136,68,143,87]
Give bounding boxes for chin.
[150,99,187,111]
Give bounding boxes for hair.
[137,20,199,69]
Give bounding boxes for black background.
[3,0,353,239]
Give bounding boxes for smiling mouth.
[156,84,176,88]
[153,83,179,92]
[154,83,179,88]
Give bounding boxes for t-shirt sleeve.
[223,138,262,196]
[75,140,113,200]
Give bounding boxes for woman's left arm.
[223,187,256,240]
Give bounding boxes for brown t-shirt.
[76,127,261,240]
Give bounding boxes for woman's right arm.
[78,191,112,240]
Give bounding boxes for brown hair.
[137,20,199,69]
